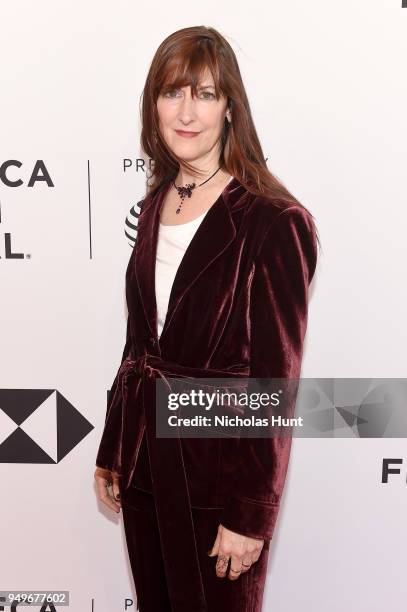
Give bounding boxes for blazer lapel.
[134,178,240,344]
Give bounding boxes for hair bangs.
[158,44,224,100]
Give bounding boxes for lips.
[175,130,200,138]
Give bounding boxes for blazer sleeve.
[95,312,133,473]
[95,199,145,473]
[219,206,318,541]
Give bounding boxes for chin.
[172,148,202,161]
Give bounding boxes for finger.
[96,478,121,513]
[112,476,122,506]
[207,527,221,557]
[241,554,253,572]
[215,554,230,579]
[228,555,243,581]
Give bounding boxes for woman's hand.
[208,523,264,580]
[94,467,122,513]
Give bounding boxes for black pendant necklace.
[172,166,222,214]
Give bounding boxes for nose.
[178,90,196,124]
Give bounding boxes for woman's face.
[156,69,228,166]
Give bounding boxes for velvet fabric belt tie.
[99,351,249,612]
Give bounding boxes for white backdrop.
[1,1,406,611]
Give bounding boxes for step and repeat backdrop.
[1,1,406,611]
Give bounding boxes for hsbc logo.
[0,389,93,464]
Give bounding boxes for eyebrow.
[198,84,215,90]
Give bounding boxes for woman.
[94,25,319,612]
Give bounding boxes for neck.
[176,166,230,187]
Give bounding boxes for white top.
[155,209,208,338]
[155,175,234,337]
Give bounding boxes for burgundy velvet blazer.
[96,176,318,544]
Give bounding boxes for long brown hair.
[140,25,319,239]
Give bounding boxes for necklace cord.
[172,167,223,214]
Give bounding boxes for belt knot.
[134,352,160,378]
[120,352,164,381]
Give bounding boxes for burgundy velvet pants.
[121,485,270,611]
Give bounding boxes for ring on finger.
[216,555,230,570]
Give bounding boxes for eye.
[163,88,181,98]
[199,91,216,100]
